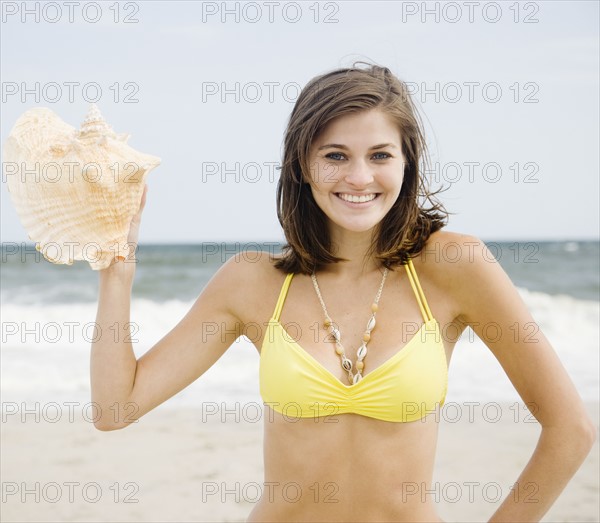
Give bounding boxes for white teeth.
[337,193,377,203]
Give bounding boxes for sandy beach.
[1,401,598,522]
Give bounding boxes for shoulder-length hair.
[273,61,451,275]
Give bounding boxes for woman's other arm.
[443,233,596,522]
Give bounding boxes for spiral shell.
[3,104,161,269]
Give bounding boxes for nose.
[344,159,375,187]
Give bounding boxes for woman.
[91,64,596,522]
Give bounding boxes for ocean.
[1,240,598,411]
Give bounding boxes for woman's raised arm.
[90,185,249,430]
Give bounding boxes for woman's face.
[307,108,406,236]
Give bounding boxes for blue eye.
[325,152,345,161]
[372,152,391,160]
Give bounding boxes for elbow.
[93,421,125,432]
[92,408,140,431]
[92,407,132,432]
[580,416,598,450]
[543,416,597,456]
[90,394,137,431]
[562,416,597,456]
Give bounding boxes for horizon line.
[0,238,598,247]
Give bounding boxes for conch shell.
[3,104,161,270]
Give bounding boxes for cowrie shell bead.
[367,316,376,331]
[357,344,367,361]
[330,327,341,342]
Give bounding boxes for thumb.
[123,184,148,257]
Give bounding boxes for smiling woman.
[90,62,596,523]
[275,64,448,276]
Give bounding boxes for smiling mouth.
[335,193,380,204]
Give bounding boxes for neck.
[320,227,382,278]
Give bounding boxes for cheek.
[308,181,326,205]
[381,169,404,192]
[306,157,323,187]
[310,161,339,193]
[311,185,333,208]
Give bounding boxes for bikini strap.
[272,273,295,322]
[404,258,433,322]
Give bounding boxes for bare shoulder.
[213,249,290,326]
[415,229,518,325]
[412,229,488,280]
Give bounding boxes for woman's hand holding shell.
[102,183,148,277]
[125,183,148,255]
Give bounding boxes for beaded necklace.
[310,268,389,384]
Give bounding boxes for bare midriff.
[246,407,445,523]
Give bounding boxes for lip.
[334,192,381,207]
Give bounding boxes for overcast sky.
[1,0,598,243]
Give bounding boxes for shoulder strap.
[404,258,433,322]
[272,273,295,322]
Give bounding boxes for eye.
[372,152,392,160]
[324,152,345,161]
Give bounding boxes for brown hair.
[273,61,451,275]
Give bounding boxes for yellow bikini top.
[259,258,448,423]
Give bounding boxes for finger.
[131,185,148,224]
[139,184,148,212]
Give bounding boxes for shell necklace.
[311,267,389,385]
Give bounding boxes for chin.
[329,218,382,234]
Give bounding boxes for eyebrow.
[317,143,398,151]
